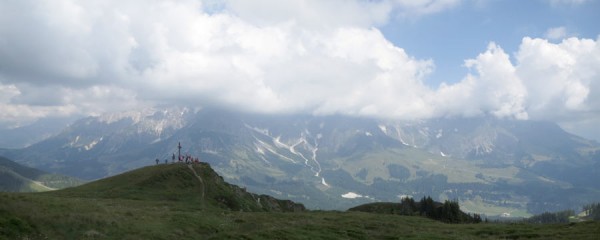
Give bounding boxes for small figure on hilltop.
[155,158,159,165]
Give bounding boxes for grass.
[2,195,599,239]
[460,198,531,218]
[0,163,599,239]
[336,147,517,185]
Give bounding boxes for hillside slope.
[0,156,83,192]
[0,161,599,239]
[50,162,305,212]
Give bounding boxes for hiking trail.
[187,164,205,200]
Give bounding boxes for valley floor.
[1,193,599,239]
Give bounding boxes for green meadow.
[1,164,598,239]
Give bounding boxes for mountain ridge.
[2,107,599,215]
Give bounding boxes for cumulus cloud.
[516,37,599,118]
[431,36,600,123]
[433,43,528,120]
[0,0,445,124]
[0,0,599,137]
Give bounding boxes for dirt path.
[32,180,56,191]
[187,164,205,200]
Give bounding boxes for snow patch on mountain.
[84,137,102,150]
[273,136,289,149]
[321,177,329,187]
[69,135,80,147]
[341,192,376,200]
[290,138,303,155]
[245,124,269,136]
[253,137,297,163]
[311,137,322,177]
[255,144,266,155]
[378,124,388,134]
[379,123,419,148]
[289,134,322,177]
[342,192,363,199]
[246,124,323,177]
[398,136,411,146]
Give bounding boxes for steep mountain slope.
[0,156,83,192]
[4,107,600,215]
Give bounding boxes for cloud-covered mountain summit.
[1,0,599,141]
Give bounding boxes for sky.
[0,0,599,140]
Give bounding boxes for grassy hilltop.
[1,162,599,239]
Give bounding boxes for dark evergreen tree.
[473,213,482,223]
[399,197,417,215]
[439,199,461,223]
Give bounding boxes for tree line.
[525,210,574,224]
[396,196,482,223]
[525,202,600,223]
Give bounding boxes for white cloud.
[516,37,599,118]
[545,27,568,40]
[0,0,442,123]
[222,0,393,28]
[222,0,463,27]
[433,43,528,120]
[0,0,599,140]
[0,83,78,127]
[431,36,600,123]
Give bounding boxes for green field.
[1,163,599,239]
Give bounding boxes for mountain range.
[1,106,599,216]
